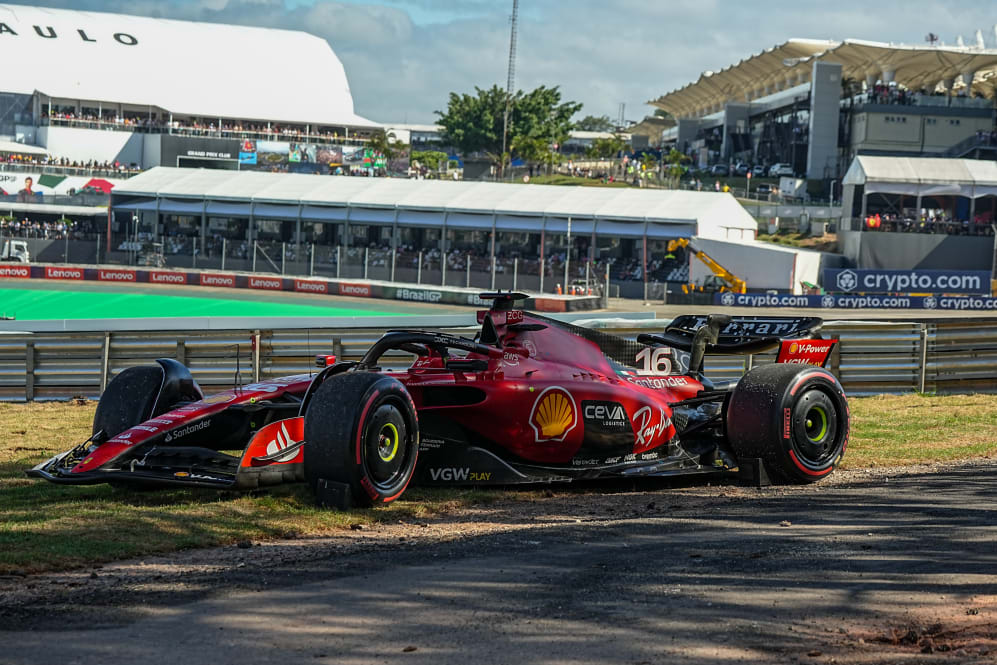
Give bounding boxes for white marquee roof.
[843,156,997,198]
[652,38,997,118]
[113,167,758,239]
[0,4,374,128]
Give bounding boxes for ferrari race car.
[28,293,849,508]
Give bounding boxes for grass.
[0,402,509,573]
[843,393,997,468]
[756,230,840,253]
[2,393,995,573]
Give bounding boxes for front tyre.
[93,366,164,439]
[726,364,849,483]
[303,372,419,507]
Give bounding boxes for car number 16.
[635,347,673,375]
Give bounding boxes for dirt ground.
[1,460,994,664]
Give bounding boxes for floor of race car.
[0,460,994,665]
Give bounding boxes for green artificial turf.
[0,288,403,320]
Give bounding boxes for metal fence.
[1,318,996,401]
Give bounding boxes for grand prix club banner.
[716,291,997,311]
[823,269,992,295]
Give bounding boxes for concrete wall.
[142,133,162,170]
[840,229,995,271]
[37,126,146,164]
[687,237,809,293]
[806,61,841,179]
[851,110,991,155]
[721,103,749,160]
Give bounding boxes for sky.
[18,0,997,124]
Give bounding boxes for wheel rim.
[363,401,410,489]
[378,422,399,462]
[804,405,828,443]
[792,389,839,467]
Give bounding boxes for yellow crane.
[667,238,747,294]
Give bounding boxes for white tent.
[112,167,759,241]
[843,156,997,198]
[0,4,374,127]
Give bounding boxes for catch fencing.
[1,318,996,401]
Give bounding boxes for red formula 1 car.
[29,293,849,507]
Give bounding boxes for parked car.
[768,163,794,177]
[733,163,750,176]
[750,165,767,177]
[709,164,729,176]
[754,183,774,196]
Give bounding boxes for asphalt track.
[1,462,993,665]
[0,280,472,320]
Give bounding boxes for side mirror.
[315,354,337,368]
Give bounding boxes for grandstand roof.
[112,167,758,240]
[0,4,374,128]
[843,156,997,197]
[651,38,997,118]
[0,140,47,155]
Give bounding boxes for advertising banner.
[199,273,236,288]
[248,275,284,290]
[238,139,257,165]
[0,263,30,278]
[823,269,991,295]
[717,292,997,311]
[148,270,188,285]
[97,268,136,282]
[293,279,328,294]
[45,266,84,280]
[161,135,241,167]
[338,282,371,298]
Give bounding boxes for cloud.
[18,0,997,124]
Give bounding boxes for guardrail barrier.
[2,318,996,401]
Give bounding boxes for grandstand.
[652,38,997,192]
[0,3,377,173]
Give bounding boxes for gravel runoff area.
[0,459,994,665]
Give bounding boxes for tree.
[410,150,449,172]
[585,134,628,159]
[574,114,615,132]
[661,148,691,188]
[436,84,582,169]
[367,129,408,161]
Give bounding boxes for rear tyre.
[303,372,419,508]
[92,366,164,439]
[726,364,848,483]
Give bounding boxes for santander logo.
[45,267,83,280]
[150,271,186,284]
[200,274,235,287]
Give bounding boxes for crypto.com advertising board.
[823,269,991,295]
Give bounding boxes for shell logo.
[529,387,578,443]
[790,342,799,354]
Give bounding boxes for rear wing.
[637,314,833,376]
